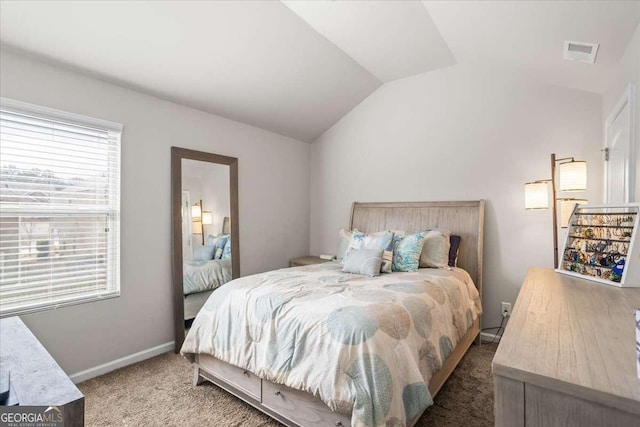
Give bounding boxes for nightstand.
[289,256,332,267]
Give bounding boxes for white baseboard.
[480,331,501,343]
[69,341,174,384]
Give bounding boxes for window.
[0,98,122,317]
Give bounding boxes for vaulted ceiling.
[1,1,639,142]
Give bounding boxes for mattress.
[181,261,482,426]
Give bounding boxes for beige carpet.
[78,343,496,427]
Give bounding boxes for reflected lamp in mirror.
[558,160,587,191]
[525,181,549,209]
[202,211,212,225]
[559,198,588,228]
[191,203,202,219]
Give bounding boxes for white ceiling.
[1,1,639,142]
[0,1,380,142]
[282,0,455,82]
[424,1,640,93]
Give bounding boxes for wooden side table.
[289,256,332,267]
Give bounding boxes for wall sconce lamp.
[525,153,588,268]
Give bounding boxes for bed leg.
[193,365,204,386]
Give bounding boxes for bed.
[182,201,484,426]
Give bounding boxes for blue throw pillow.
[392,232,425,272]
[345,230,394,273]
[207,234,229,259]
[193,245,216,261]
[221,239,232,259]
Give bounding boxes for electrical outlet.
[501,302,512,317]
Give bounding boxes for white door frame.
[181,190,193,259]
[604,84,635,203]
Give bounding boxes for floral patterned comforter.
[181,262,482,427]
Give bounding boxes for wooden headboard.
[349,201,485,298]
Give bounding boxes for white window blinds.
[0,98,122,317]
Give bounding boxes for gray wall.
[309,63,603,331]
[0,50,311,375]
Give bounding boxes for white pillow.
[419,230,451,268]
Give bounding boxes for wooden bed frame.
[192,200,485,427]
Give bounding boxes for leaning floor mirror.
[171,147,239,353]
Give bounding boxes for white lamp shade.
[192,221,203,235]
[559,199,587,228]
[191,204,202,219]
[202,211,213,225]
[559,161,587,192]
[525,182,549,209]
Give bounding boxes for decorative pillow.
[419,230,451,268]
[345,230,394,273]
[207,234,229,259]
[337,228,352,261]
[221,239,232,259]
[392,232,425,272]
[449,235,461,267]
[342,248,383,277]
[193,245,216,261]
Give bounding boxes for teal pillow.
[392,233,425,272]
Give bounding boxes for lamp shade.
[191,204,202,219]
[559,199,587,228]
[559,161,587,191]
[525,181,549,209]
[202,211,212,225]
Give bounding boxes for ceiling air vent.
[563,41,599,64]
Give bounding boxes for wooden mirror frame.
[171,147,240,353]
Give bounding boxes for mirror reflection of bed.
[181,159,232,328]
[172,147,240,353]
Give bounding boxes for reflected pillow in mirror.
[221,239,232,259]
[193,245,216,261]
[342,248,383,277]
[207,234,229,259]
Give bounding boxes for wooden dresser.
[493,268,640,426]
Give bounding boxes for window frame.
[0,97,123,317]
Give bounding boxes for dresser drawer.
[197,354,261,400]
[262,380,351,427]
